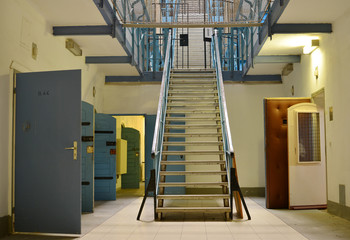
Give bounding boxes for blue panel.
[94,114,116,200]
[145,115,156,195]
[15,70,81,234]
[81,102,94,213]
[122,128,140,189]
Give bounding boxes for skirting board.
[186,187,265,197]
[328,200,350,222]
[0,215,10,237]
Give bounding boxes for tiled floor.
[3,190,350,240]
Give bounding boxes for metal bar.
[53,25,112,36]
[253,55,301,64]
[85,56,132,64]
[151,29,173,158]
[213,29,234,157]
[272,23,332,34]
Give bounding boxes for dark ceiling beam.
[272,24,332,34]
[105,72,282,83]
[53,25,113,36]
[85,56,132,64]
[254,55,301,64]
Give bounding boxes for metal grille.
[298,112,321,162]
[111,0,272,28]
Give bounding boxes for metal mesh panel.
[298,112,321,162]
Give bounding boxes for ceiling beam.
[86,56,132,64]
[53,25,112,36]
[105,71,282,83]
[254,55,300,64]
[272,24,332,34]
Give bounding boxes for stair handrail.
[213,29,234,159]
[151,28,173,194]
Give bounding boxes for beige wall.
[0,0,105,217]
[282,9,350,207]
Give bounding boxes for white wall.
[282,8,350,207]
[0,0,105,217]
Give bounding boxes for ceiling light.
[66,39,82,56]
[303,39,319,54]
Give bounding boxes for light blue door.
[94,113,116,200]
[15,70,81,234]
[121,127,140,189]
[81,101,94,212]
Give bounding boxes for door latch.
[65,141,78,160]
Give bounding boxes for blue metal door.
[121,127,140,189]
[15,70,81,234]
[81,101,94,212]
[94,113,116,200]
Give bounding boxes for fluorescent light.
[303,39,319,54]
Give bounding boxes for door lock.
[65,141,77,160]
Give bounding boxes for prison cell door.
[94,113,117,200]
[287,103,327,209]
[81,101,94,212]
[15,70,81,234]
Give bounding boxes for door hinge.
[13,88,16,94]
[12,207,15,214]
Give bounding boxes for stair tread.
[160,160,225,165]
[160,171,226,175]
[156,207,231,213]
[163,141,222,145]
[157,194,229,198]
[159,182,228,186]
[162,150,223,153]
[166,117,220,121]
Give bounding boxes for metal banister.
[213,29,234,157]
[151,28,173,159]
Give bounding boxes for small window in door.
[297,112,321,163]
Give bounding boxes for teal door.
[122,127,140,189]
[81,101,94,212]
[15,70,81,234]
[94,113,116,200]
[145,115,156,195]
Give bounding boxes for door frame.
[111,114,146,188]
[311,88,328,201]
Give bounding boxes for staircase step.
[170,80,217,84]
[159,182,228,187]
[160,160,225,165]
[172,74,216,78]
[165,124,220,129]
[167,110,220,114]
[167,103,219,107]
[157,194,230,200]
[164,133,222,138]
[166,117,221,121]
[167,97,218,101]
[162,150,223,155]
[156,207,230,213]
[168,92,217,95]
[168,89,217,93]
[169,84,217,88]
[160,171,226,175]
[163,141,222,146]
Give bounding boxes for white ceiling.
[249,0,350,76]
[29,0,138,76]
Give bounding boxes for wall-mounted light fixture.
[303,39,319,54]
[66,39,82,56]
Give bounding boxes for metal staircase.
[137,28,250,221]
[157,69,231,218]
